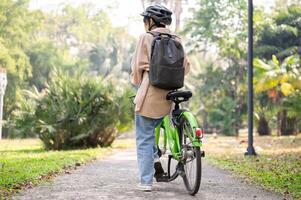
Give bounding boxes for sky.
[29,0,147,36]
[29,0,276,36]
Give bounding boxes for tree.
[0,0,42,122]
[254,55,301,135]
[184,0,248,135]
[254,4,301,135]
[27,40,67,90]
[275,0,301,8]
[1,2,136,138]
[41,4,135,77]
[255,4,301,60]
[254,93,272,136]
[187,55,247,136]
[183,0,247,53]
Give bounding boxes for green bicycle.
[155,90,205,195]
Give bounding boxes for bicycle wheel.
[179,116,202,195]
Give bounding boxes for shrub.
[10,70,133,150]
[207,96,237,136]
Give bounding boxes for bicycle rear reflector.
[195,128,203,138]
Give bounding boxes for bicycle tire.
[167,154,179,181]
[179,116,202,195]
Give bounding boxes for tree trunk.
[257,116,270,136]
[277,111,281,136]
[141,0,145,10]
[173,0,182,32]
[280,110,296,135]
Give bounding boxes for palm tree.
[254,54,301,135]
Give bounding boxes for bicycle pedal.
[177,169,185,177]
[201,151,205,157]
[176,163,185,177]
[154,162,164,174]
[154,173,169,182]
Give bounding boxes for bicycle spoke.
[189,162,193,185]
[180,116,202,195]
[185,148,197,188]
[188,164,192,185]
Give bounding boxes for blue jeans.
[135,114,163,186]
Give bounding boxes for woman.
[130,4,190,192]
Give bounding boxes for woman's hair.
[143,16,165,30]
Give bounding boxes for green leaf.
[272,55,279,67]
[254,58,271,71]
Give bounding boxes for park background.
[0,0,300,199]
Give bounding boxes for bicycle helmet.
[141,4,172,26]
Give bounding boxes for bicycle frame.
[155,110,202,161]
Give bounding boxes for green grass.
[0,139,113,198]
[204,135,301,199]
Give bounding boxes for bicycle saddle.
[166,90,192,102]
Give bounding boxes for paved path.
[13,148,286,200]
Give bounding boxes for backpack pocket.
[150,64,184,90]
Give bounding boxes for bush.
[207,96,237,136]
[10,70,134,150]
[7,95,37,138]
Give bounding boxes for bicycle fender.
[181,111,202,147]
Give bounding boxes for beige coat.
[130,27,190,119]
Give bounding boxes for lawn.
[0,139,113,198]
[203,134,301,199]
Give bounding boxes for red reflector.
[195,128,203,137]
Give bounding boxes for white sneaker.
[137,183,152,192]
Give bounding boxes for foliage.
[255,4,301,60]
[42,4,135,76]
[27,40,68,90]
[10,70,133,150]
[252,4,301,135]
[184,0,247,135]
[283,93,301,119]
[254,93,274,135]
[187,56,246,135]
[207,96,237,135]
[115,87,135,132]
[254,54,301,135]
[183,0,247,53]
[0,0,43,117]
[254,55,301,96]
[7,94,36,138]
[0,2,137,138]
[186,1,301,136]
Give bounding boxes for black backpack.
[148,31,185,90]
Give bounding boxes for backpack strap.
[147,31,161,37]
[146,31,179,58]
[147,31,176,38]
[147,32,160,58]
